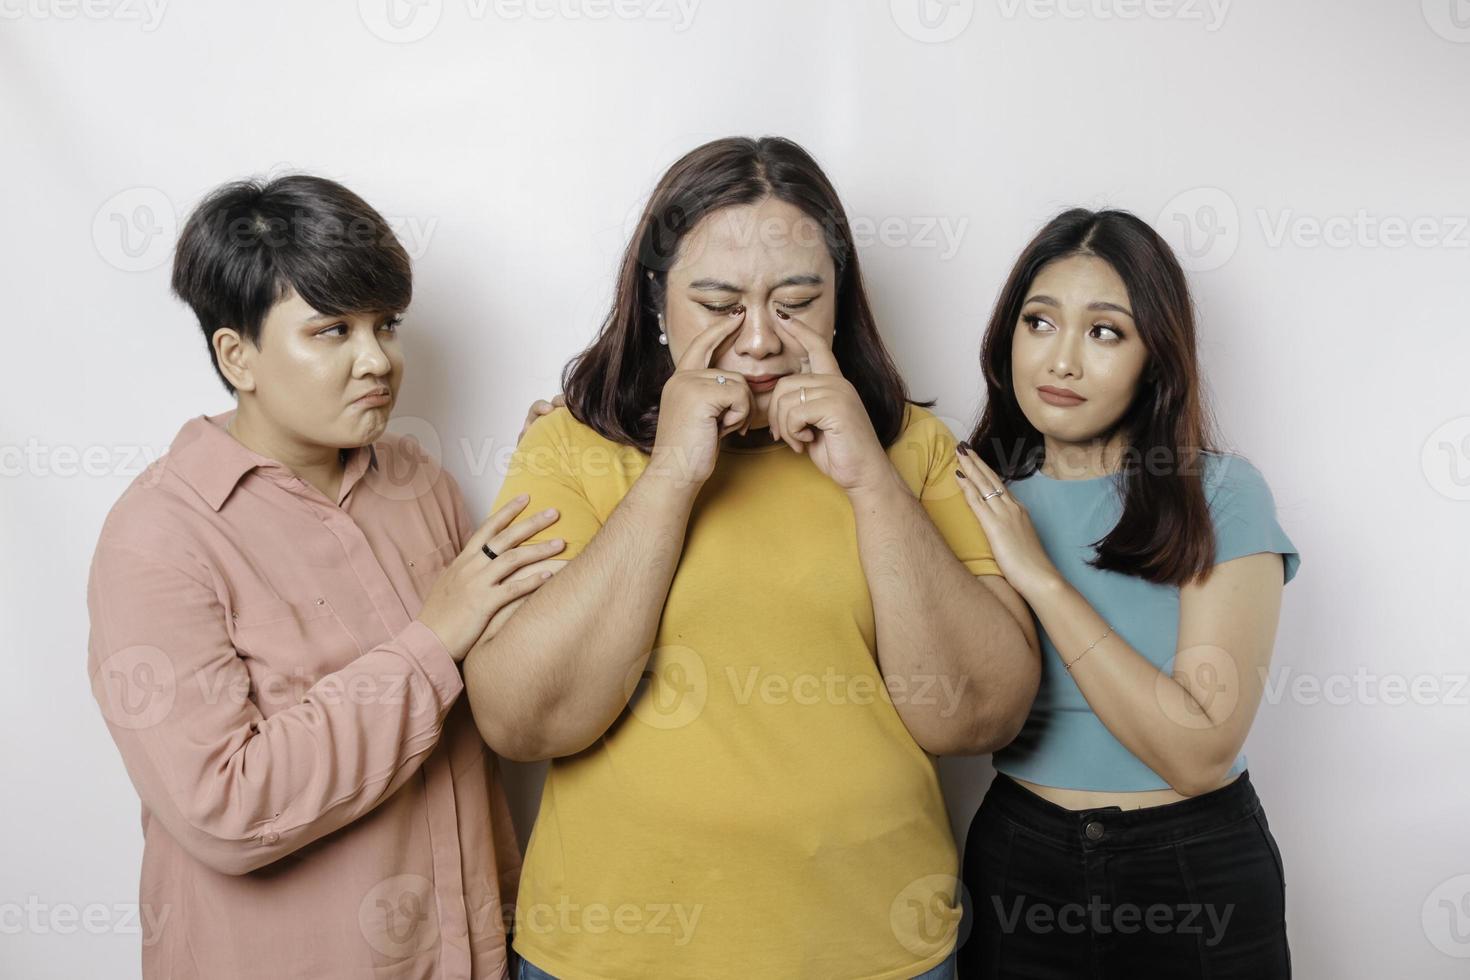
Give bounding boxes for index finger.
[465,493,540,552]
[675,313,745,372]
[772,314,841,377]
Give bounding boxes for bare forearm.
[850,470,1036,754]
[464,469,695,760]
[1024,578,1241,794]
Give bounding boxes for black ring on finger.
[482,544,498,561]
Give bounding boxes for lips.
[352,387,392,406]
[744,374,787,391]
[1036,385,1086,406]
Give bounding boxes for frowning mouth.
[351,387,392,407]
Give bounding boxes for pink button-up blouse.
[86,409,521,979]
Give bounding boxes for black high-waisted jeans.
[958,770,1290,979]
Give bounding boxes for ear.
[214,327,256,393]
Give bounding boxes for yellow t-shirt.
[493,402,1001,980]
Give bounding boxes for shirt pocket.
[229,596,364,714]
[405,539,458,602]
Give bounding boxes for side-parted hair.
[966,208,1222,587]
[560,136,930,451]
[171,174,412,394]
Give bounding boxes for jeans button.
[1084,820,1104,841]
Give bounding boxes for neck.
[1041,433,1128,480]
[227,402,346,500]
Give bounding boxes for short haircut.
[171,174,412,394]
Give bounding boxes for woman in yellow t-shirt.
[464,136,1040,980]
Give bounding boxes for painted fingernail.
[957,443,970,456]
[956,469,967,480]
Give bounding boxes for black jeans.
[958,770,1290,979]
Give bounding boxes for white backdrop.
[3,1,1468,976]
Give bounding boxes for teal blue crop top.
[992,451,1301,791]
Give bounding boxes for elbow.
[476,717,559,763]
[173,825,284,876]
[466,678,569,763]
[1159,751,1236,798]
[914,692,1031,757]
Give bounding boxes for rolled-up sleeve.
[87,541,463,876]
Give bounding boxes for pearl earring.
[657,313,667,346]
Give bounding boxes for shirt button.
[315,598,326,606]
[1084,821,1105,841]
[407,560,415,568]
[262,831,280,844]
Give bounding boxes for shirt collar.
[168,408,379,511]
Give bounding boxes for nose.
[1049,325,1083,380]
[352,329,392,378]
[732,304,783,360]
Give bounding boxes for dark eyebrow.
[1023,295,1134,320]
[302,309,400,324]
[687,274,825,292]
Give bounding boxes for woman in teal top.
[953,209,1299,978]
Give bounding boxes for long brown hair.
[560,136,930,450]
[966,208,1223,587]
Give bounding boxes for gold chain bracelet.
[1064,624,1115,672]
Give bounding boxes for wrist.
[844,463,909,509]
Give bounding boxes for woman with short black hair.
[88,174,551,979]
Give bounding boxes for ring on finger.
[482,544,498,560]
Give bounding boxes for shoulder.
[510,406,645,486]
[1200,451,1277,511]
[885,403,959,480]
[93,463,213,580]
[1198,451,1301,582]
[518,405,624,453]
